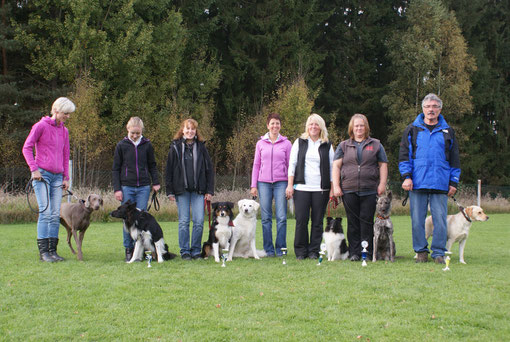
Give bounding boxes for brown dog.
[60,194,103,260]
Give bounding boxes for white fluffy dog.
[227,199,267,261]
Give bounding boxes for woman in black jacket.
[166,119,214,260]
[112,117,160,262]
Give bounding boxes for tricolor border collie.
[323,217,349,261]
[201,202,235,262]
[111,201,176,263]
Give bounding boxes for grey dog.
[60,194,103,261]
[373,191,395,262]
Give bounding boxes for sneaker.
[192,255,202,260]
[415,252,429,263]
[308,254,319,260]
[434,256,445,264]
[350,254,360,261]
[181,254,192,261]
[266,253,276,258]
[296,255,306,260]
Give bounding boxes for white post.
[68,160,73,203]
[477,179,481,207]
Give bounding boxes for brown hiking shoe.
[434,256,445,264]
[415,252,429,263]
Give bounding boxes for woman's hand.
[333,185,343,197]
[31,170,42,180]
[153,184,161,192]
[114,191,123,201]
[62,180,69,191]
[285,185,294,199]
[250,187,258,198]
[205,193,213,202]
[377,183,386,196]
[168,194,175,201]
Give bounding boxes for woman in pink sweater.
[250,113,292,256]
[22,97,76,262]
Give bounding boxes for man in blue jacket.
[399,93,461,264]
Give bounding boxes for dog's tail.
[201,242,212,258]
[163,244,177,260]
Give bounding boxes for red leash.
[327,196,339,217]
[204,198,212,230]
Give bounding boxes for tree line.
[1,0,509,188]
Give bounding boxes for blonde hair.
[51,97,76,114]
[174,118,204,141]
[347,113,370,140]
[300,113,329,142]
[126,116,144,131]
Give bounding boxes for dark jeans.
[293,190,329,258]
[342,193,376,258]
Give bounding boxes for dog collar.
[229,220,234,227]
[377,215,389,220]
[459,206,472,222]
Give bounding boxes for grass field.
[1,215,509,341]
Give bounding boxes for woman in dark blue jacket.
[165,118,214,260]
[112,117,160,261]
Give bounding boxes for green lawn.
[1,215,509,341]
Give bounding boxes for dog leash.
[402,191,409,206]
[204,198,212,230]
[451,195,471,222]
[25,178,77,214]
[147,191,160,211]
[327,196,339,217]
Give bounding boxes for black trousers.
[293,190,330,258]
[342,193,376,258]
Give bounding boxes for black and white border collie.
[201,202,235,262]
[111,201,176,263]
[323,217,349,261]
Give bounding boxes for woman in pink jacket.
[22,97,75,262]
[250,113,292,256]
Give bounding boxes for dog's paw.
[214,258,220,263]
[460,260,466,264]
[226,257,232,262]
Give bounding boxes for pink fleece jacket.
[22,116,70,180]
[250,134,292,188]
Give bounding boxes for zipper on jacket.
[357,164,361,192]
[135,145,140,186]
[271,143,274,183]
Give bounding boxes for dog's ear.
[99,197,103,206]
[465,206,473,219]
[252,201,260,211]
[326,217,332,224]
[226,202,234,209]
[237,199,245,208]
[86,195,92,208]
[337,217,342,223]
[387,190,392,201]
[212,202,219,210]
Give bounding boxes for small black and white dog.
[201,202,235,262]
[323,217,349,261]
[111,201,176,263]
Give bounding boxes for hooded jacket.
[399,113,460,192]
[22,116,70,180]
[250,134,292,188]
[112,137,159,191]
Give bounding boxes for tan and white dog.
[227,199,266,261]
[425,205,489,264]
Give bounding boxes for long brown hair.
[173,118,204,141]
[347,113,370,140]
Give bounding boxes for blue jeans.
[410,191,448,258]
[258,181,287,256]
[121,185,151,248]
[176,191,205,257]
[33,168,63,239]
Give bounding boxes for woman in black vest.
[286,114,334,259]
[332,114,388,261]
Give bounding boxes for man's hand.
[402,178,413,191]
[448,186,457,197]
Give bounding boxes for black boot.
[125,248,134,262]
[48,238,65,261]
[37,239,55,262]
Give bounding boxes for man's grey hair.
[421,93,442,108]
